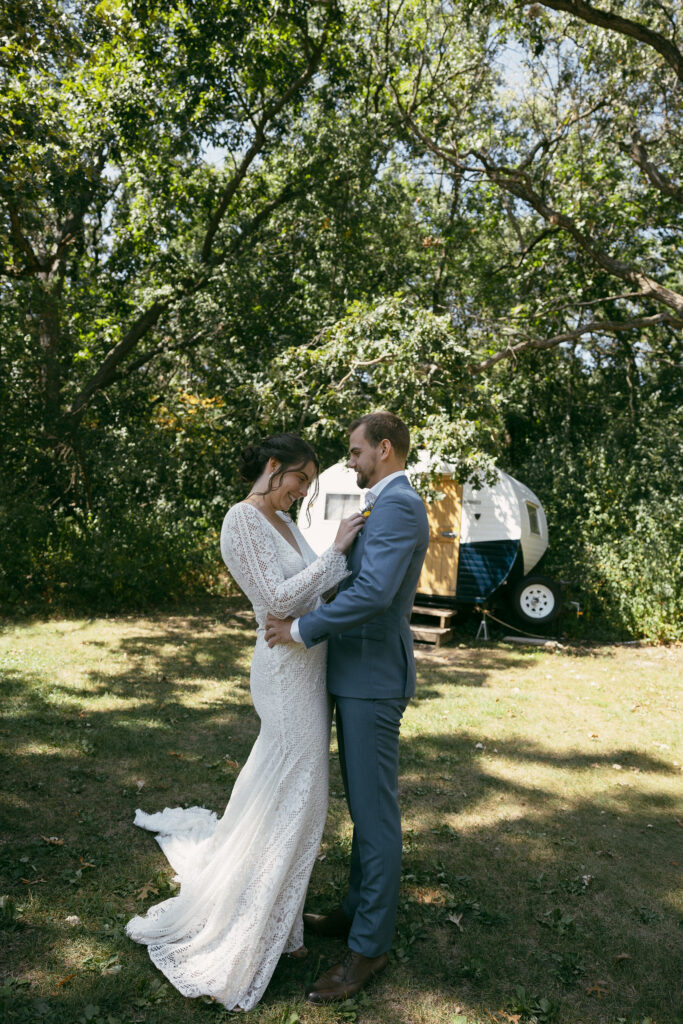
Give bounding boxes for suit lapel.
[344,475,411,584]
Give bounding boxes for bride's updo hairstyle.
[238,433,321,515]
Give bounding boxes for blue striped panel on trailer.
[456,539,521,602]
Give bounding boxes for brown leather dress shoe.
[305,947,388,1003]
[302,905,352,939]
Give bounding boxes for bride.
[126,433,365,1011]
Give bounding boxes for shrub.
[0,496,228,613]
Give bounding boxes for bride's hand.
[333,512,366,554]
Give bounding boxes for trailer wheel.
[512,575,562,625]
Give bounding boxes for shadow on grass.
[401,728,677,777]
[415,646,547,687]
[0,611,257,850]
[318,732,679,1022]
[1,611,681,1024]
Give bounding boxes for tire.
[511,575,562,625]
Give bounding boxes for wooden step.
[411,604,457,628]
[410,624,454,648]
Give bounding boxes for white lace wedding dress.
[125,502,348,1010]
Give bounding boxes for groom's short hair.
[349,412,410,460]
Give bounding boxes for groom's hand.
[265,613,294,647]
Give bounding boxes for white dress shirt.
[289,470,407,643]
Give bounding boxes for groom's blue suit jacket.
[298,475,429,699]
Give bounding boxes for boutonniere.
[361,496,376,518]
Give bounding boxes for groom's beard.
[354,460,377,490]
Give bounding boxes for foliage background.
[1,0,681,639]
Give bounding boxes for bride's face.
[270,460,316,511]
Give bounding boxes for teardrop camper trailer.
[298,462,561,627]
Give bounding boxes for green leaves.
[269,296,501,481]
[0,0,679,639]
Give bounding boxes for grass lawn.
[1,602,681,1024]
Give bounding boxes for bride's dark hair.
[238,433,320,517]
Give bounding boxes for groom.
[265,411,429,1003]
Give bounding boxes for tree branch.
[46,151,109,277]
[68,300,169,420]
[620,130,683,199]
[0,259,37,279]
[534,0,683,83]
[2,196,43,273]
[200,9,335,264]
[472,149,683,315]
[212,176,311,263]
[385,80,683,316]
[66,168,334,420]
[492,225,558,273]
[468,313,683,374]
[114,327,214,379]
[378,64,463,165]
[333,355,389,390]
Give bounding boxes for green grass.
[1,603,681,1024]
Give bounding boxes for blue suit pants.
[335,695,408,957]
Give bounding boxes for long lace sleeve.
[220,503,349,619]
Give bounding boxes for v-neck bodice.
[238,502,305,559]
[220,501,349,629]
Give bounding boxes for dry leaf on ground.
[136,881,159,899]
[53,974,76,991]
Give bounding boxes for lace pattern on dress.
[125,502,347,1010]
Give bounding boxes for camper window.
[526,502,540,535]
[325,493,361,520]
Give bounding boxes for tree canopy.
[1,0,680,638]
